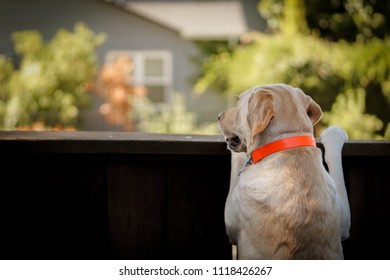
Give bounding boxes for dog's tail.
[320,126,351,241]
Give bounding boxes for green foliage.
[262,0,390,42]
[257,0,284,32]
[0,22,106,130]
[322,88,385,139]
[195,33,390,139]
[131,93,219,135]
[194,1,390,140]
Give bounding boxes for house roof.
[122,1,248,40]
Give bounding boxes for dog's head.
[218,84,322,154]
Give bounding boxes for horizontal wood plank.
[1,131,389,156]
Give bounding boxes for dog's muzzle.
[218,111,243,151]
[226,135,241,150]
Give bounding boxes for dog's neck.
[251,135,316,164]
[247,131,316,161]
[249,131,314,153]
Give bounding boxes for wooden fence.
[0,131,389,260]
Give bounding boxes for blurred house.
[0,0,265,131]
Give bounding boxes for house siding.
[0,0,231,130]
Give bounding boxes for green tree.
[323,88,384,139]
[195,0,390,139]
[0,22,106,130]
[305,0,389,42]
[261,0,390,42]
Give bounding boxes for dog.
[218,83,351,259]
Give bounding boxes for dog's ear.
[305,95,323,125]
[247,91,275,138]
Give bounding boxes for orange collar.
[251,135,316,164]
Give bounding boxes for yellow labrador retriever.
[218,84,351,259]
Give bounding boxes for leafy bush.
[194,24,390,140]
[194,0,390,139]
[131,92,219,134]
[95,55,219,134]
[0,22,106,130]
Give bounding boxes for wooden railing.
[0,131,389,260]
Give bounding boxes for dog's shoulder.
[238,147,331,201]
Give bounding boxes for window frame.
[105,50,173,104]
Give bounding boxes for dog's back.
[235,147,344,259]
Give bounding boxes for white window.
[105,50,173,103]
